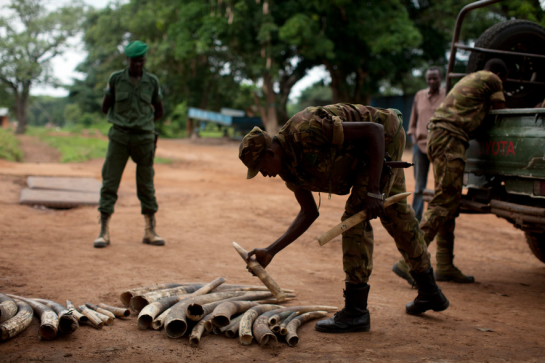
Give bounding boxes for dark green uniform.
[275,104,430,284]
[98,68,162,215]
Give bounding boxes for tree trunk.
[277,60,311,124]
[253,74,279,135]
[325,62,370,105]
[15,88,29,135]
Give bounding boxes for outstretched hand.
[246,248,274,275]
[363,195,385,220]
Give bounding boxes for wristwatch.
[366,192,384,201]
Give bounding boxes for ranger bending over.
[239,104,449,334]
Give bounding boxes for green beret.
[125,41,148,58]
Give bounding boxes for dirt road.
[0,138,544,362]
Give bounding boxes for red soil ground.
[0,137,544,362]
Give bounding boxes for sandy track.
[0,138,544,362]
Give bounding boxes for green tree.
[0,0,84,133]
[289,80,332,116]
[63,103,82,124]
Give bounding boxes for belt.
[113,125,153,135]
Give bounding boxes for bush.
[0,128,23,162]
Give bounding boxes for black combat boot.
[406,267,450,315]
[315,282,370,333]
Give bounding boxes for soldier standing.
[393,66,445,285]
[415,58,507,282]
[239,104,449,334]
[94,40,166,248]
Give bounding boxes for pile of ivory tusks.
[125,277,337,347]
[0,292,129,341]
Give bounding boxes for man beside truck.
[394,58,508,285]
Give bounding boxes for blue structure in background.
[370,95,415,133]
[187,107,263,134]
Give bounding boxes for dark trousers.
[412,144,430,222]
[98,127,158,216]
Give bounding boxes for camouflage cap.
[239,126,272,179]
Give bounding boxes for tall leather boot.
[142,214,165,246]
[406,267,449,315]
[315,282,370,333]
[392,259,415,286]
[93,213,111,248]
[435,241,474,283]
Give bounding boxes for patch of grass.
[155,157,172,164]
[0,128,23,162]
[27,126,174,164]
[27,126,109,163]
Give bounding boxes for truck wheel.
[466,20,545,108]
[525,231,545,264]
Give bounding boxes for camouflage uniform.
[420,71,505,278]
[273,104,430,284]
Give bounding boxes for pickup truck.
[424,0,545,264]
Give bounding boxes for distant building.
[0,108,9,129]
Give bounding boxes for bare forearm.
[101,95,112,115]
[266,209,318,256]
[154,102,164,121]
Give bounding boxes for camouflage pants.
[420,127,466,245]
[342,122,430,284]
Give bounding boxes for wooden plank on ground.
[20,188,99,208]
[27,176,101,193]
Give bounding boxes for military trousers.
[341,122,430,284]
[98,126,158,216]
[420,127,466,246]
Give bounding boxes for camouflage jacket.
[276,104,402,195]
[430,70,505,143]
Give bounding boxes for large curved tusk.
[286,311,328,347]
[0,300,33,341]
[279,311,299,336]
[138,277,225,330]
[253,306,337,347]
[238,304,281,345]
[211,301,259,328]
[0,293,18,324]
[120,283,202,306]
[164,291,253,339]
[186,291,273,322]
[33,298,79,334]
[8,295,58,340]
[189,313,214,347]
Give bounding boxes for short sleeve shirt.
[105,68,162,132]
[430,71,505,142]
[275,103,402,195]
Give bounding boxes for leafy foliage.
[0,0,84,133]
[0,128,23,161]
